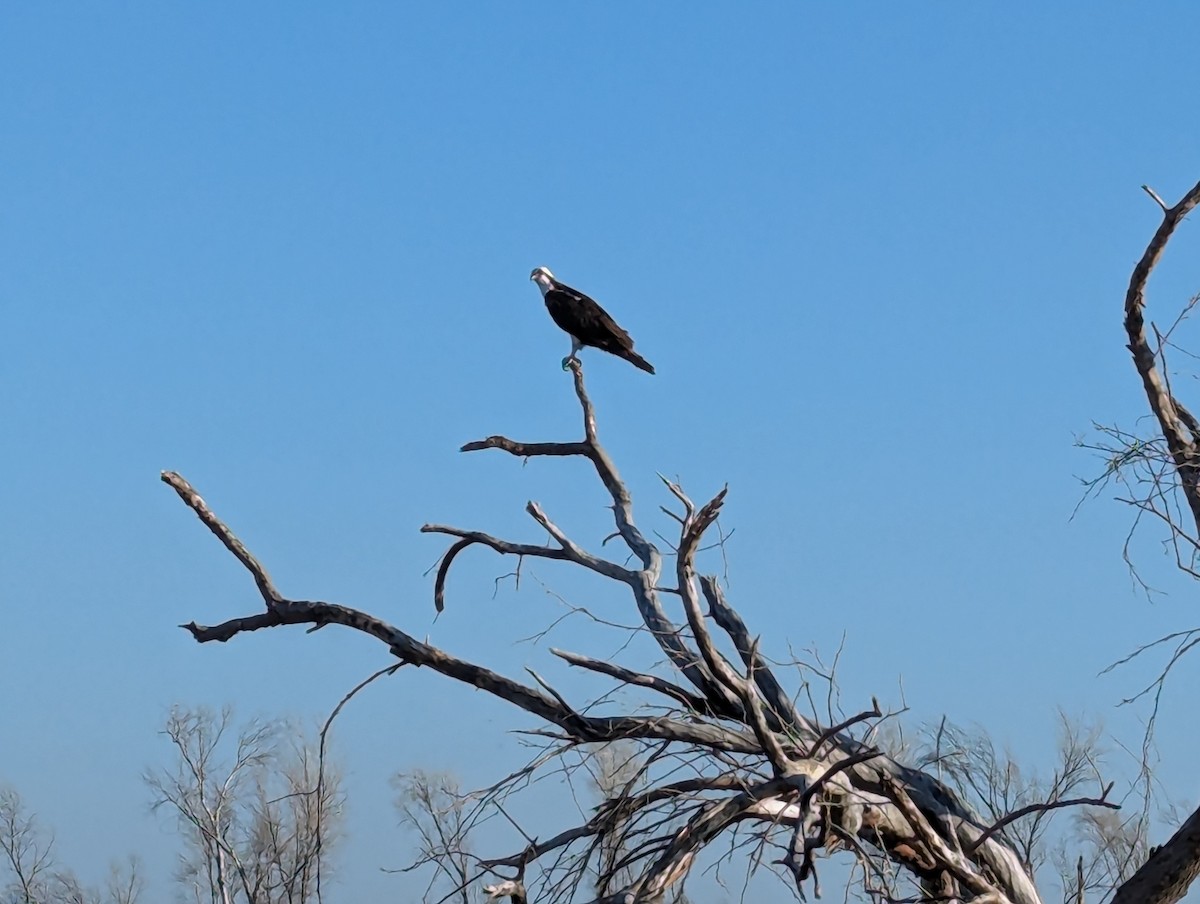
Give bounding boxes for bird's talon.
[561,356,573,371]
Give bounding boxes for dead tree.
[1075,178,1200,904]
[161,354,1139,904]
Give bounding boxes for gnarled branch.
[1123,178,1200,533]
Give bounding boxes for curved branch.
[421,525,571,613]
[421,524,571,563]
[964,783,1117,856]
[433,538,473,613]
[1124,179,1200,532]
[808,698,883,759]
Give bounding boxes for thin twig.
[808,698,883,759]
[316,663,403,903]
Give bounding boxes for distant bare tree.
[101,858,143,904]
[145,705,343,904]
[588,743,643,897]
[395,770,480,903]
[920,715,1109,876]
[396,748,692,904]
[0,785,58,904]
[0,787,142,904]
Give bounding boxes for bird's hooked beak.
[530,266,554,285]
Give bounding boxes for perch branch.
[455,361,727,707]
[568,358,656,568]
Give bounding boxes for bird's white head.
[530,266,555,296]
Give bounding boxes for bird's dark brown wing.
[543,282,655,373]
[544,287,632,351]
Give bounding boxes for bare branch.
[316,664,401,902]
[421,524,572,564]
[742,639,791,776]
[673,488,747,710]
[1123,178,1200,533]
[657,474,696,522]
[433,539,473,614]
[462,436,590,457]
[550,648,713,714]
[701,575,808,735]
[525,501,632,581]
[161,471,283,607]
[1142,184,1169,213]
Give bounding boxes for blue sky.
[3,3,1200,900]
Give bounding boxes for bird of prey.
[529,267,655,374]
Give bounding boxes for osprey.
[529,267,655,374]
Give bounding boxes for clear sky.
[3,3,1200,901]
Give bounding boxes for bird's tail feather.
[625,350,655,374]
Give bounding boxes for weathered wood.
[166,361,1060,904]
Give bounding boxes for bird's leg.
[562,336,582,371]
